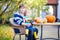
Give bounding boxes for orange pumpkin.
[46,15,56,23]
[34,17,41,23]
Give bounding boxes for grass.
[0,24,10,27]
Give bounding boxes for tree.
[0,0,47,24]
[22,0,47,17]
[0,0,22,24]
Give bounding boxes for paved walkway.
[14,26,60,40]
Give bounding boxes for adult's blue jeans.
[14,28,20,34]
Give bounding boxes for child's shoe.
[25,29,29,37]
[34,32,39,39]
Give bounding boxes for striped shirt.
[14,12,24,25]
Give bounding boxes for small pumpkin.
[34,17,41,23]
[46,15,56,23]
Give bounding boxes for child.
[14,4,38,40]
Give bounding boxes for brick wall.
[48,0,58,5]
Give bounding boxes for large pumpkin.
[46,15,56,23]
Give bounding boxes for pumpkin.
[34,17,41,23]
[46,15,56,23]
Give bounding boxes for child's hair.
[19,4,25,9]
[19,4,26,15]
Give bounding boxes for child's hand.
[22,23,31,26]
[28,18,32,20]
[22,23,26,26]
